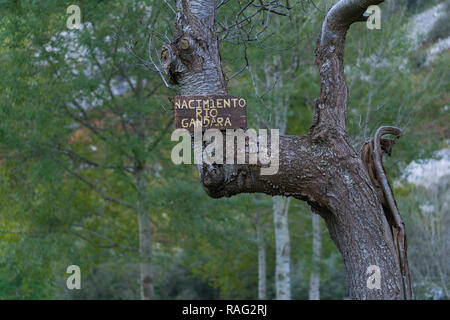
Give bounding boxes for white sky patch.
[408,3,447,48]
[345,51,410,84]
[426,36,450,65]
[35,21,134,108]
[402,149,450,188]
[110,77,135,96]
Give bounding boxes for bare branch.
[163,0,177,15]
[53,158,137,210]
[70,229,138,252]
[125,34,175,90]
[321,0,384,45]
[311,0,385,138]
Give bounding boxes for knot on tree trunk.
[201,163,226,197]
[160,0,226,95]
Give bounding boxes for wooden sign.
[173,95,247,131]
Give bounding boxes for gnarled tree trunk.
[162,0,411,299]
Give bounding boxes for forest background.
[0,0,448,299]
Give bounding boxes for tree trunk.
[136,168,154,300]
[255,212,267,300]
[273,196,291,299]
[309,214,321,300]
[163,0,411,299]
[256,54,292,301]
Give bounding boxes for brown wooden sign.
[173,95,247,131]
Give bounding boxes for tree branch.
[53,158,137,210]
[311,0,384,139]
[321,0,383,45]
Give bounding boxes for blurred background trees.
[0,0,448,299]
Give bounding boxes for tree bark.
[136,168,154,300]
[273,196,291,299]
[309,214,321,300]
[163,0,411,299]
[255,212,267,300]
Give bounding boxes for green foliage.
[400,0,443,13]
[0,0,448,300]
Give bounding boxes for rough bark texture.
[162,0,226,96]
[273,196,291,299]
[360,126,412,299]
[255,212,267,300]
[163,0,412,299]
[309,214,322,300]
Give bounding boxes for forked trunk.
[162,0,411,299]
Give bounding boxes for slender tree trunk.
[250,50,294,300]
[309,214,322,300]
[136,168,154,300]
[163,0,411,299]
[260,53,293,300]
[255,212,267,300]
[273,196,291,300]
